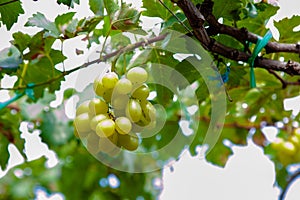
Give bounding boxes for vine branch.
[171,0,300,76]
[0,33,168,91]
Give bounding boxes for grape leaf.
[54,12,76,27]
[142,0,178,20]
[103,0,119,16]
[0,0,24,30]
[212,0,246,21]
[56,0,79,8]
[89,0,104,16]
[274,16,300,43]
[39,108,73,147]
[0,134,10,170]
[0,107,24,169]
[25,12,60,38]
[237,5,278,34]
[12,32,31,52]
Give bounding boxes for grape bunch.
[73,67,156,155]
[271,128,300,165]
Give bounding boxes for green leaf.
[237,5,278,34]
[0,45,22,69]
[274,16,300,43]
[142,0,178,20]
[0,134,10,170]
[39,108,73,147]
[212,0,246,21]
[54,12,76,27]
[103,0,119,16]
[206,141,233,167]
[25,12,60,38]
[56,0,79,8]
[0,0,24,30]
[112,3,141,31]
[89,0,104,16]
[12,32,31,52]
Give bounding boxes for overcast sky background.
[0,0,300,199]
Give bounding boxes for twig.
[268,69,300,88]
[279,170,300,200]
[0,33,168,91]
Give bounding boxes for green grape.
[126,67,148,85]
[86,132,100,155]
[126,99,142,122]
[74,113,91,133]
[289,135,300,147]
[90,114,109,131]
[93,78,106,97]
[114,78,133,94]
[294,128,300,140]
[281,141,297,156]
[103,88,113,103]
[118,133,139,151]
[96,119,116,137]
[99,132,118,153]
[115,117,132,135]
[111,94,129,110]
[76,100,90,116]
[89,98,108,116]
[141,100,156,122]
[271,138,284,150]
[132,84,150,100]
[102,72,119,89]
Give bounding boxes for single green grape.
[93,78,106,97]
[114,78,133,94]
[118,133,139,151]
[89,98,108,116]
[111,94,129,110]
[141,100,156,122]
[96,119,116,137]
[132,84,150,100]
[126,67,148,85]
[103,88,113,103]
[102,72,119,89]
[86,132,100,155]
[281,141,297,156]
[76,100,90,116]
[126,99,142,122]
[74,113,91,133]
[90,114,109,131]
[115,117,132,135]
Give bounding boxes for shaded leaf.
[0,46,22,69]
[25,12,60,38]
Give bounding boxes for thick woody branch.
[199,0,300,54]
[172,0,300,76]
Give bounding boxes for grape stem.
[0,33,168,91]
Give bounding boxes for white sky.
[0,0,300,200]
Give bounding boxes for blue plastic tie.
[208,65,231,86]
[0,83,35,111]
[248,30,273,88]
